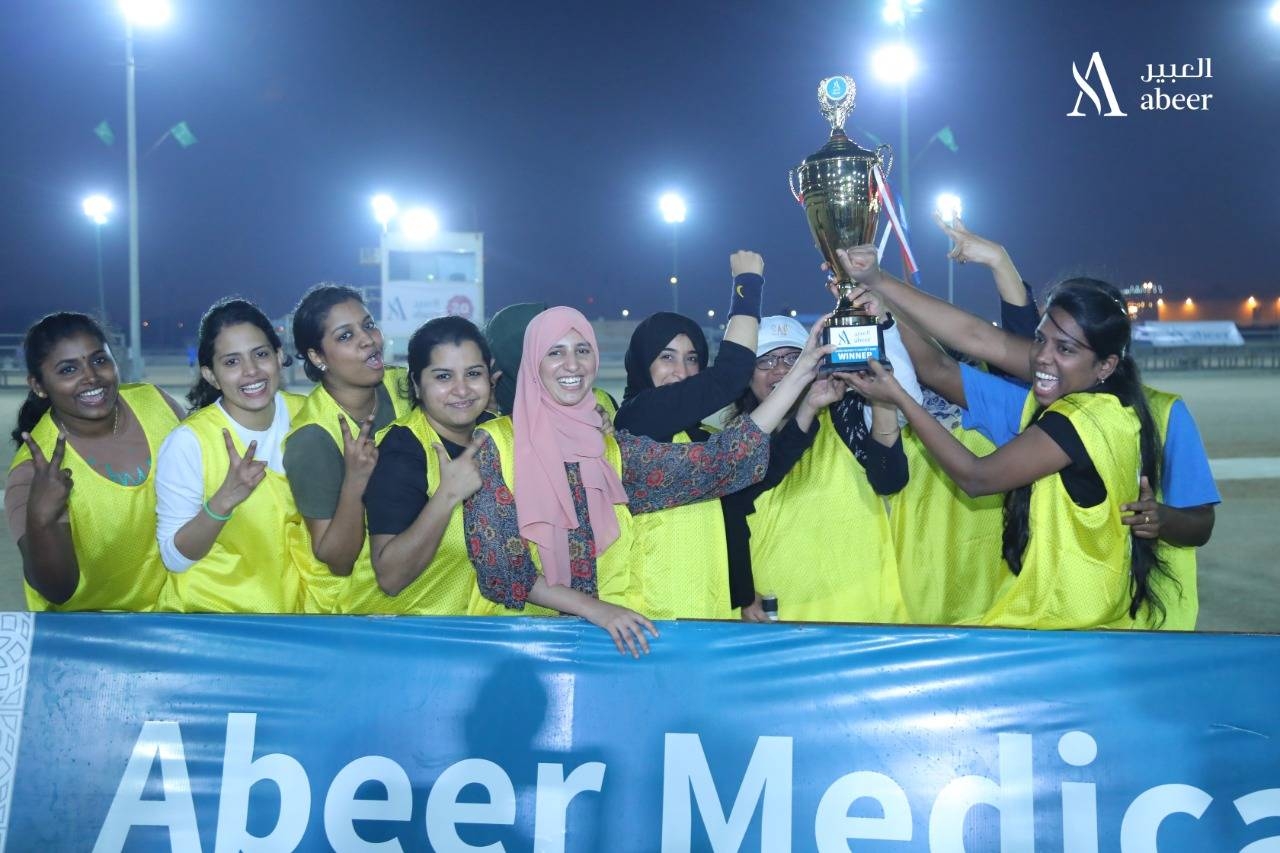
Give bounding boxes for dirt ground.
[1,363,1276,632]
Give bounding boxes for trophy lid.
[805,76,878,163]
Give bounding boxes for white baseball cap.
[755,315,808,356]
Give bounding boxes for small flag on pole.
[169,121,198,148]
[872,164,923,287]
[934,126,958,153]
[93,121,115,146]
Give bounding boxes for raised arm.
[13,435,78,603]
[163,429,266,567]
[293,415,379,577]
[613,251,761,440]
[936,213,1028,307]
[836,246,1033,380]
[846,361,1070,498]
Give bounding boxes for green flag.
[935,125,958,153]
[169,121,198,148]
[93,120,115,146]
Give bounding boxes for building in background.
[378,229,484,359]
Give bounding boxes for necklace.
[337,390,379,424]
[54,403,120,439]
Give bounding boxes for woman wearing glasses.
[723,314,910,623]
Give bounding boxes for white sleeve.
[154,426,206,573]
[868,320,925,430]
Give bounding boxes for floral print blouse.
[464,416,769,609]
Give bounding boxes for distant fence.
[1135,343,1280,371]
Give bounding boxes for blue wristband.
[729,273,764,320]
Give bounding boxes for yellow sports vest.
[361,407,485,615]
[1136,386,1198,630]
[155,392,312,613]
[285,366,412,614]
[890,425,1007,625]
[593,387,617,418]
[981,392,1140,629]
[746,409,908,624]
[10,384,178,611]
[468,417,633,616]
[626,427,733,620]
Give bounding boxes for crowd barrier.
[1,613,1277,851]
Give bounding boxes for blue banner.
[3,614,1278,851]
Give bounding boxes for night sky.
[2,0,1277,346]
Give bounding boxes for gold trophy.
[789,75,893,372]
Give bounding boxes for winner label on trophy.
[789,75,894,372]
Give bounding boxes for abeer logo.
[1068,51,1127,117]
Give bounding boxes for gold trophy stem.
[831,281,872,321]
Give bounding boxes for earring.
[318,363,327,373]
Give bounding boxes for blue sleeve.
[1161,400,1221,508]
[958,363,1027,448]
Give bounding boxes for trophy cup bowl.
[789,76,893,372]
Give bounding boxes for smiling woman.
[282,284,412,614]
[360,316,497,614]
[4,312,183,611]
[836,245,1171,629]
[152,298,315,613]
[461,306,827,657]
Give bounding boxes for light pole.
[82,195,114,323]
[935,193,961,304]
[119,0,171,381]
[876,0,922,267]
[659,192,686,314]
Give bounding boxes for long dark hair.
[291,283,365,382]
[1001,278,1169,622]
[10,312,109,446]
[406,316,492,409]
[187,298,291,411]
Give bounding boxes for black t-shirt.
[362,413,493,536]
[1033,410,1106,507]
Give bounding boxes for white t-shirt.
[154,394,292,572]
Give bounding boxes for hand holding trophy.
[789,76,893,372]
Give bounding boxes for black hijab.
[622,312,709,402]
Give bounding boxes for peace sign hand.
[339,414,379,490]
[208,429,267,517]
[934,213,1009,269]
[21,432,73,528]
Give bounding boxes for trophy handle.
[875,143,894,178]
[788,168,803,204]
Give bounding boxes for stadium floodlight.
[935,193,962,224]
[658,192,687,224]
[371,194,399,231]
[872,43,918,84]
[400,207,440,242]
[119,0,171,27]
[83,194,114,225]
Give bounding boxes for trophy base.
[820,321,890,374]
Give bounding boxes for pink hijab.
[513,307,629,588]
